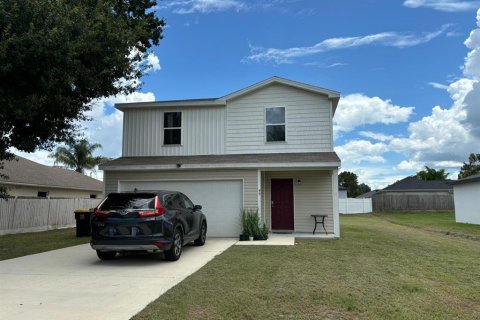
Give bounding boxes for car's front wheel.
[165,228,183,261]
[194,222,207,246]
[96,250,116,260]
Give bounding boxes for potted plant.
[239,209,250,241]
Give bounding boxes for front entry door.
[271,179,294,230]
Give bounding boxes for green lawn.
[374,211,480,240]
[134,213,480,320]
[0,228,89,261]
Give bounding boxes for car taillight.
[137,196,166,217]
[94,207,111,218]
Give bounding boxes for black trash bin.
[74,209,94,237]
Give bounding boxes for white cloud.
[428,82,449,90]
[396,160,425,171]
[403,0,480,12]
[304,62,347,68]
[334,94,414,133]
[359,131,396,142]
[244,25,451,64]
[335,140,389,165]
[164,0,246,14]
[387,9,480,165]
[146,53,161,71]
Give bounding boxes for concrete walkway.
[0,238,236,320]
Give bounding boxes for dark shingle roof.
[0,156,103,191]
[382,176,452,191]
[100,152,340,169]
[356,190,379,198]
[449,173,480,185]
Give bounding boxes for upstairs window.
[266,107,286,142]
[164,112,182,145]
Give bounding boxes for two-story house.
[100,77,341,238]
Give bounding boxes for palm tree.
[415,166,449,181]
[50,139,109,174]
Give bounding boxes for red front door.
[271,179,294,230]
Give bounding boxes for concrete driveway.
[0,238,236,320]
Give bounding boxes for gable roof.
[449,173,480,186]
[382,176,453,191]
[0,156,103,192]
[115,76,341,114]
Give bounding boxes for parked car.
[90,191,207,261]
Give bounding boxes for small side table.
[311,214,327,235]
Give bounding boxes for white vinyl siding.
[263,170,333,233]
[122,107,225,156]
[453,182,480,225]
[226,83,333,154]
[104,169,259,210]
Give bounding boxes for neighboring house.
[100,76,341,237]
[372,176,453,211]
[0,156,103,198]
[449,173,480,224]
[356,190,379,199]
[338,186,347,199]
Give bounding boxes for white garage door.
[118,180,243,237]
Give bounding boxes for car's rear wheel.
[165,228,183,261]
[194,222,207,246]
[96,250,116,260]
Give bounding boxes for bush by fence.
[339,198,372,214]
[0,197,100,235]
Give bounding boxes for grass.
[374,211,480,240]
[133,213,480,320]
[0,228,89,261]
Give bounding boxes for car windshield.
[100,193,156,211]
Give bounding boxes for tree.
[458,153,480,179]
[50,139,109,174]
[415,166,449,181]
[0,0,164,196]
[357,183,371,196]
[339,171,372,197]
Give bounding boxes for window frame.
[265,106,287,143]
[163,111,182,146]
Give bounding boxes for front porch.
[258,169,339,237]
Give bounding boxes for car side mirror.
[193,205,202,211]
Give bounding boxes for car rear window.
[100,193,156,211]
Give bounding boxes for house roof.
[0,156,103,192]
[115,76,341,114]
[356,190,379,198]
[449,173,480,186]
[381,176,453,191]
[100,152,341,171]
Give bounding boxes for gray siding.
[226,83,333,154]
[263,170,333,233]
[104,169,259,209]
[122,107,225,156]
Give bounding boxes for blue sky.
[17,0,480,188]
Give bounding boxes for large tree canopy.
[0,0,165,161]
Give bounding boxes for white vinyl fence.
[0,197,101,235]
[339,198,372,214]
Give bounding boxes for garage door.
[118,180,243,237]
